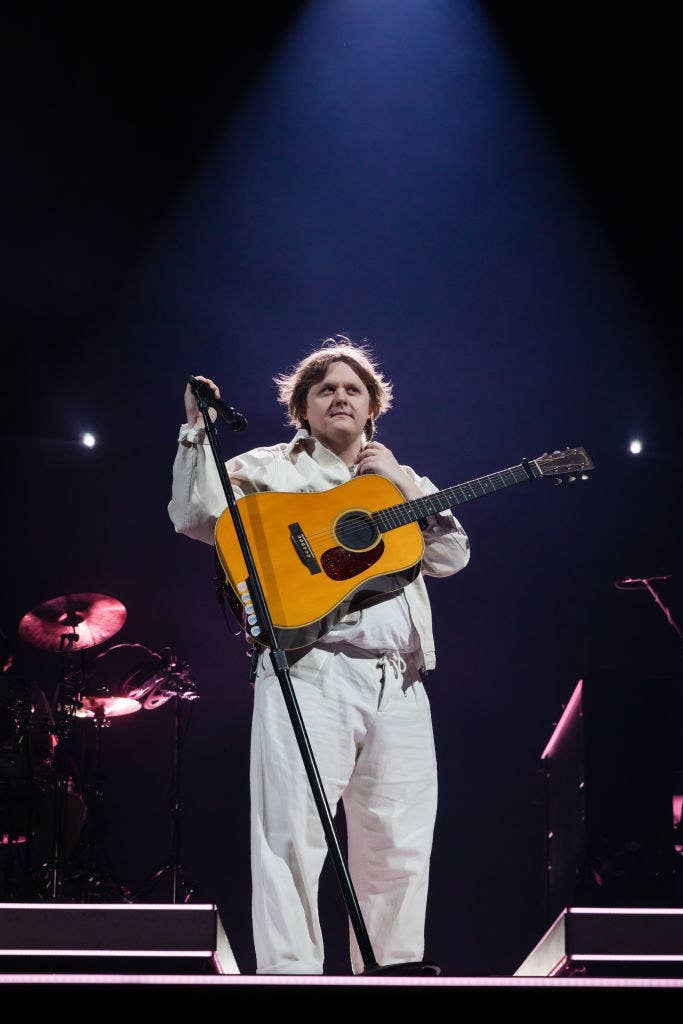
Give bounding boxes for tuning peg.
[554,478,564,486]
[581,473,589,481]
[568,475,576,483]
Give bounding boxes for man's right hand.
[185,375,220,426]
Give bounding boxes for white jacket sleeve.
[168,424,267,546]
[403,466,470,578]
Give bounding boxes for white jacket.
[169,425,470,671]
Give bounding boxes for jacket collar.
[284,428,368,463]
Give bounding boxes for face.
[302,360,372,450]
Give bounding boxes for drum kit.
[0,591,198,902]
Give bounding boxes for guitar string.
[282,467,529,546]
[295,469,528,544]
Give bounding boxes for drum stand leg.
[48,643,86,899]
[76,709,131,902]
[136,691,193,903]
[49,776,66,898]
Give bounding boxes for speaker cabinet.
[542,671,681,921]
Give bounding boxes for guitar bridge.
[288,522,322,575]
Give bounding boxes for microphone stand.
[191,379,437,976]
[615,575,683,642]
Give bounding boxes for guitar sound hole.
[334,512,379,551]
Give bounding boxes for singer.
[168,336,470,974]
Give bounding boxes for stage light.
[629,439,643,454]
[81,432,96,448]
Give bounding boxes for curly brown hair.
[274,335,393,441]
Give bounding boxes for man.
[169,337,470,974]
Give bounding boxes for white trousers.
[250,644,438,975]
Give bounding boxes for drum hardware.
[135,648,199,904]
[46,659,90,898]
[1,657,85,900]
[18,593,127,653]
[61,642,198,902]
[52,640,140,901]
[14,596,200,902]
[74,641,169,720]
[71,701,133,903]
[15,592,127,898]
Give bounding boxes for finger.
[192,375,221,397]
[357,447,389,463]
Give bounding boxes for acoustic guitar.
[214,447,594,649]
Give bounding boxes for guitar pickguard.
[320,540,385,581]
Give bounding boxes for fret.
[373,462,532,535]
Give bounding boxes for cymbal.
[73,695,141,719]
[18,593,127,652]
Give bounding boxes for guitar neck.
[374,461,540,532]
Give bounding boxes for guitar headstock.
[532,447,595,484]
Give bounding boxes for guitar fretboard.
[372,462,537,532]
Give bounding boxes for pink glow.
[541,679,582,759]
[0,901,215,911]
[0,974,681,988]
[575,954,683,962]
[673,795,683,827]
[569,906,683,916]
[0,949,212,957]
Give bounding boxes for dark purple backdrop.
[1,2,681,975]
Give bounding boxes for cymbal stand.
[48,626,86,898]
[136,654,199,903]
[75,705,131,902]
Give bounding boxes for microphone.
[188,375,247,431]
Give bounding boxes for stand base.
[135,862,194,903]
[362,960,441,976]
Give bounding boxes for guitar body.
[214,474,425,649]
[213,444,595,650]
